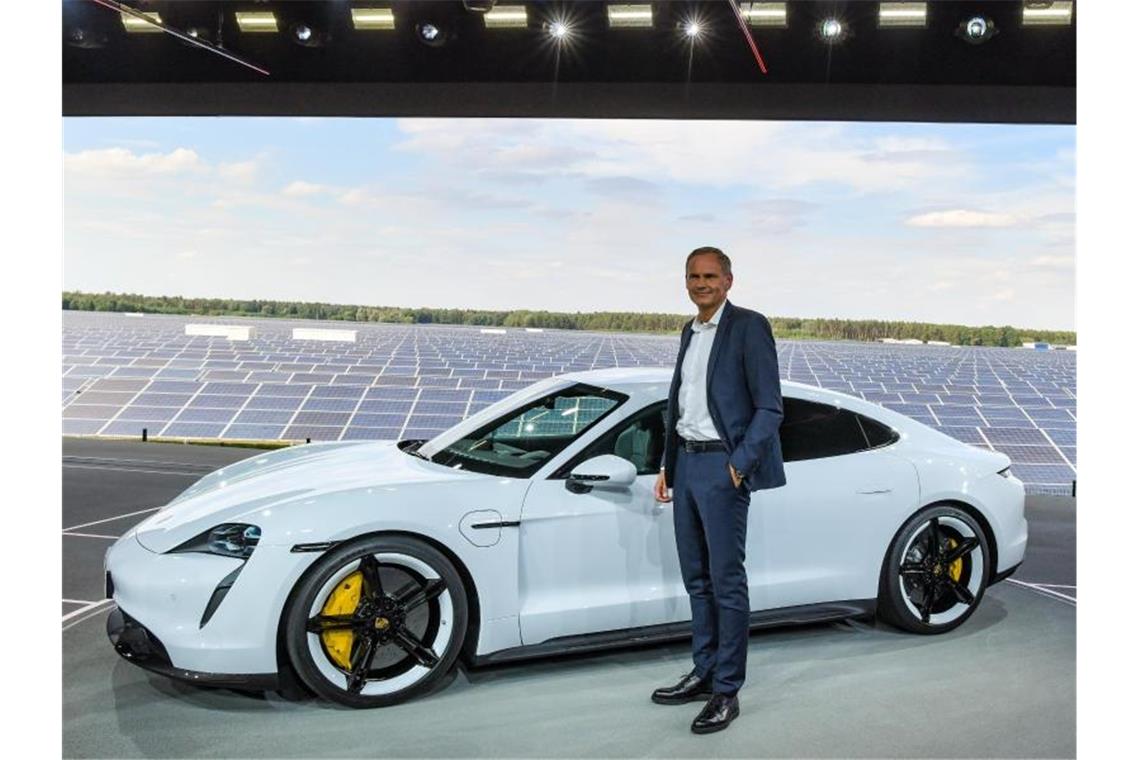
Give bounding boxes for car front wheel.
[878,504,990,634]
[283,535,468,708]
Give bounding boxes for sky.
[62,117,1075,330]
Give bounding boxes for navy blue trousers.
[672,446,752,695]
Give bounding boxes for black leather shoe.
[691,693,740,734]
[651,670,713,705]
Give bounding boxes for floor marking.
[62,598,115,623]
[63,601,117,632]
[63,598,100,605]
[1034,583,1077,589]
[1007,579,1077,604]
[63,463,204,477]
[63,506,160,532]
[63,531,119,540]
[63,455,213,468]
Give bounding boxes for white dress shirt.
[676,300,725,442]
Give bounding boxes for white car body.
[105,368,1027,684]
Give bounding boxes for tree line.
[61,291,1076,347]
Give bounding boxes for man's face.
[685,253,733,312]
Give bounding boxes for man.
[652,246,786,734]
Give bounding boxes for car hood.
[133,440,474,552]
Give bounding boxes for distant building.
[1022,341,1051,351]
[926,340,951,346]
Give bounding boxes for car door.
[518,402,688,645]
[750,397,920,609]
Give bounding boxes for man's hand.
[728,463,743,489]
[654,470,672,503]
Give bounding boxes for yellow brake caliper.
[946,538,963,582]
[321,571,363,669]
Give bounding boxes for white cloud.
[1032,255,1074,269]
[283,180,330,197]
[217,160,259,183]
[64,147,202,176]
[904,209,1019,228]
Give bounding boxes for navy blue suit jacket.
[664,300,786,492]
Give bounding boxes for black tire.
[283,535,468,708]
[877,504,991,634]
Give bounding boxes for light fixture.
[608,4,654,29]
[957,15,997,44]
[415,20,451,47]
[878,2,926,28]
[65,25,108,49]
[120,11,162,33]
[289,21,328,47]
[235,11,279,33]
[684,20,702,38]
[546,20,570,40]
[819,18,844,42]
[483,5,528,29]
[739,2,787,28]
[1023,1,1073,26]
[351,7,396,30]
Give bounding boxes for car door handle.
[857,486,892,495]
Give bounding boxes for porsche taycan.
[105,368,1027,707]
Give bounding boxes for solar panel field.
[62,311,1076,495]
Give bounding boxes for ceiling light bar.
[607,4,654,28]
[879,2,927,27]
[120,11,162,33]
[1023,2,1073,26]
[739,2,787,28]
[351,7,396,30]
[484,5,528,28]
[235,11,279,33]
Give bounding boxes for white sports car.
[105,368,1027,708]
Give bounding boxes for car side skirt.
[470,599,877,667]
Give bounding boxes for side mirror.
[566,454,638,494]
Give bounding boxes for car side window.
[778,397,896,462]
[561,402,667,477]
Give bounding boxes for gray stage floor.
[62,439,1076,758]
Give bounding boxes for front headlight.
[171,523,262,559]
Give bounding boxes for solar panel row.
[62,311,1077,494]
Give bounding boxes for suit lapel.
[705,300,733,389]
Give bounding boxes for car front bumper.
[104,528,318,678]
[106,607,279,690]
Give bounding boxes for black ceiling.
[62,0,1076,123]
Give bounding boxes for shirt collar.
[692,300,727,332]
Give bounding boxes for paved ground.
[62,438,1075,758]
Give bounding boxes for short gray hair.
[686,246,732,276]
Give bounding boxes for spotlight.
[819,18,844,42]
[64,25,108,49]
[546,20,570,40]
[289,22,328,47]
[957,15,997,44]
[684,21,702,38]
[415,20,452,47]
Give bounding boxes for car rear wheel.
[878,504,990,634]
[283,535,467,708]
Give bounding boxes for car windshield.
[429,383,626,477]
